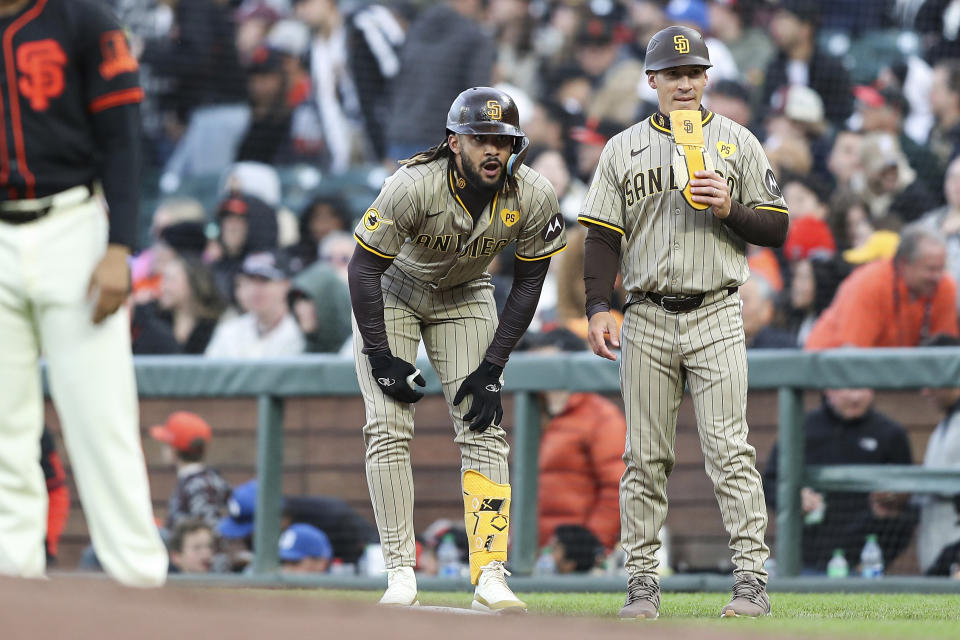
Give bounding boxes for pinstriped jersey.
[578,110,788,295]
[354,159,566,288]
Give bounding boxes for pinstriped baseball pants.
[353,268,511,570]
[619,291,769,579]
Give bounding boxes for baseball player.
[579,26,788,618]
[0,0,167,586]
[349,86,566,612]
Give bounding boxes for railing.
[124,348,960,580]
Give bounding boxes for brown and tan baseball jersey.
[579,109,788,296]
[353,158,565,571]
[355,161,566,288]
[579,108,782,582]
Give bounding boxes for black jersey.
[0,0,141,200]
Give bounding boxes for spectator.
[275,489,380,565]
[234,46,324,166]
[131,197,206,303]
[763,388,919,573]
[853,84,943,196]
[781,172,830,222]
[766,85,832,184]
[133,250,225,355]
[150,411,231,531]
[549,524,604,574]
[234,1,280,66]
[762,0,853,126]
[206,249,306,358]
[779,256,849,348]
[569,118,622,183]
[278,523,334,573]
[806,224,958,349]
[916,333,960,576]
[853,132,937,224]
[928,59,960,174]
[41,427,69,565]
[210,194,280,304]
[919,155,960,312]
[826,129,864,192]
[827,188,873,252]
[294,195,353,267]
[217,479,257,573]
[169,518,215,574]
[288,260,353,353]
[574,8,644,127]
[740,274,796,349]
[707,0,774,95]
[705,79,754,129]
[384,0,494,161]
[521,329,625,550]
[318,231,356,284]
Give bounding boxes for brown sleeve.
[721,202,789,247]
[483,257,551,367]
[584,224,622,318]
[347,244,393,356]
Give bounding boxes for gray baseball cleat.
[618,574,660,620]
[721,573,771,617]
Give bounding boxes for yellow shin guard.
[670,109,714,211]
[462,470,511,584]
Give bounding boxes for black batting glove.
[453,360,504,433]
[369,353,426,404]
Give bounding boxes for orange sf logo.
[673,34,690,54]
[17,39,67,111]
[486,100,502,120]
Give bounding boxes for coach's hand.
[369,353,426,404]
[89,244,132,324]
[454,360,504,433]
[691,170,731,219]
[587,311,620,361]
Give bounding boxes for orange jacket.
[806,258,958,349]
[537,393,626,550]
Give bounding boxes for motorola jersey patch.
[763,169,782,197]
[541,213,563,242]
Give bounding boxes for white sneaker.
[471,561,527,614]
[379,567,420,607]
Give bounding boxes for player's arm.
[583,224,622,361]
[690,170,788,247]
[78,4,145,322]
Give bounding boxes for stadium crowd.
[81,0,960,577]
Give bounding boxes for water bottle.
[826,549,849,578]
[859,534,884,578]
[534,546,557,575]
[437,534,461,578]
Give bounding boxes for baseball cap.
[853,85,908,113]
[159,221,208,256]
[247,45,284,74]
[859,133,902,175]
[149,411,212,453]
[217,480,257,539]
[842,230,900,264]
[778,0,820,25]
[577,13,617,46]
[771,85,825,125]
[278,524,333,561]
[783,217,836,261]
[240,249,291,281]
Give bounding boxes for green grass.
[300,590,960,638]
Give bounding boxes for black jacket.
[763,400,918,571]
[761,50,853,126]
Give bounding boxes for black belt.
[644,287,737,313]
[0,185,92,225]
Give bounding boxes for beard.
[461,152,506,193]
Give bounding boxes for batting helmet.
[446,87,529,175]
[643,26,712,73]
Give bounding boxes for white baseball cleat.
[471,561,527,614]
[379,566,420,607]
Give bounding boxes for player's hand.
[587,311,620,361]
[691,170,731,219]
[88,244,131,324]
[369,353,426,404]
[453,360,504,433]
